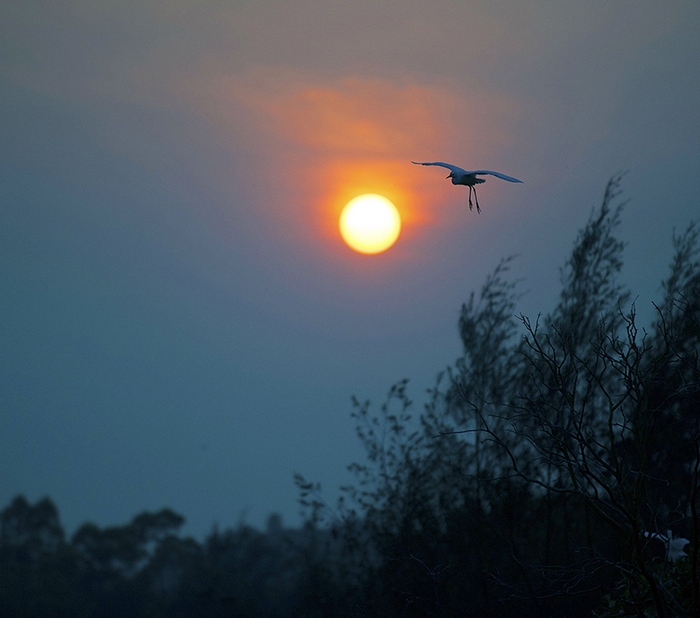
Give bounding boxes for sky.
[2,1,699,539]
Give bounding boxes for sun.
[339,194,401,254]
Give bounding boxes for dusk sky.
[2,1,699,539]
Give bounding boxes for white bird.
[645,530,690,563]
[412,161,523,214]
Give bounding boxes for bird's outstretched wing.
[412,161,523,183]
[412,161,469,175]
[470,170,523,183]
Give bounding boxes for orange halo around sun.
[339,194,401,254]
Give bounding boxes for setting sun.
[339,194,401,254]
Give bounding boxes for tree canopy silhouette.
[1,177,698,617]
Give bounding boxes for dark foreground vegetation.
[2,176,699,616]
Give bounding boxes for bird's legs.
[468,186,481,214]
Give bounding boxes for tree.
[299,176,700,617]
[0,496,82,617]
[448,179,700,616]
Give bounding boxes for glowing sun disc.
[339,194,401,254]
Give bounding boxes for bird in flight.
[412,161,522,213]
